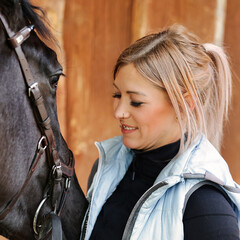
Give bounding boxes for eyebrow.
[113,83,147,96]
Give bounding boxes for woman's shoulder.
[183,184,239,240]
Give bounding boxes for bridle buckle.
[9,25,34,48]
[65,178,71,190]
[52,164,62,181]
[28,82,38,97]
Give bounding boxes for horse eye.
[50,75,60,89]
[50,73,63,89]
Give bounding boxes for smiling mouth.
[120,124,138,132]
[122,125,136,130]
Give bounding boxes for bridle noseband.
[0,13,74,240]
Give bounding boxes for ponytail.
[202,43,232,150]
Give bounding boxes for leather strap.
[50,212,62,240]
[0,140,46,220]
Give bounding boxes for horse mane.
[0,0,55,42]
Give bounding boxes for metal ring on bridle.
[33,196,48,235]
[38,136,47,152]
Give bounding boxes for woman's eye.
[131,101,143,107]
[112,93,121,98]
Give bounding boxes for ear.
[183,92,195,111]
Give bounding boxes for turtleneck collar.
[131,140,180,181]
[133,140,180,162]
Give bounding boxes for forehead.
[114,64,166,96]
[115,64,150,85]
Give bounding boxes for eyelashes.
[130,102,143,107]
[112,93,121,98]
[112,93,143,107]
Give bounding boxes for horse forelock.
[0,0,55,43]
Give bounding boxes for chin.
[122,138,138,149]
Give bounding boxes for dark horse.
[0,0,87,239]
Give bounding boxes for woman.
[81,25,240,240]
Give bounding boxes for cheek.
[145,106,176,128]
[134,109,160,133]
[113,99,120,113]
[113,101,117,111]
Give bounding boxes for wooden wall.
[36,0,240,191]
[1,1,239,239]
[222,0,240,184]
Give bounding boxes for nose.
[114,101,130,120]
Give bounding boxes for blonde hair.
[114,25,232,152]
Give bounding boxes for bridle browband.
[0,13,74,240]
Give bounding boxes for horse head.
[0,0,87,239]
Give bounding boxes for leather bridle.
[0,13,74,240]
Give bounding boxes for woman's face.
[113,64,181,151]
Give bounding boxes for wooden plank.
[132,0,217,42]
[63,0,132,192]
[222,0,240,184]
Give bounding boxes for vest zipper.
[122,181,168,240]
[81,207,90,239]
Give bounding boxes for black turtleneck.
[89,140,239,240]
[131,140,180,181]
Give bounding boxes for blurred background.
[1,0,240,239]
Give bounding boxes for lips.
[120,124,138,134]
